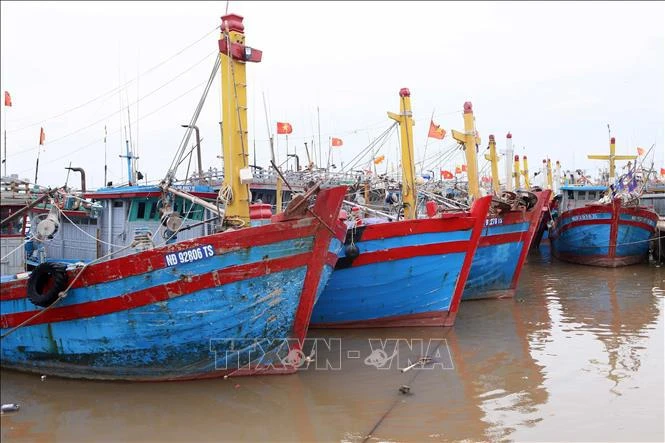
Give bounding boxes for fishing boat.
[452,110,552,299]
[0,13,347,381]
[549,138,658,267]
[310,90,492,328]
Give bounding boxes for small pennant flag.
[4,91,11,107]
[636,147,645,156]
[440,170,453,179]
[660,167,665,176]
[428,120,446,140]
[276,122,293,135]
[331,137,343,147]
[481,176,492,183]
[455,166,462,174]
[461,164,468,172]
[373,155,385,165]
[39,127,46,145]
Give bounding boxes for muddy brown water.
[2,246,663,442]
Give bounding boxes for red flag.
[636,147,645,156]
[481,176,491,183]
[455,166,462,174]
[461,164,467,172]
[660,168,665,176]
[428,120,446,140]
[3,91,11,107]
[276,122,293,135]
[39,127,45,145]
[440,170,453,179]
[331,137,343,147]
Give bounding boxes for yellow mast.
[513,155,521,189]
[452,102,481,200]
[218,14,262,225]
[546,159,553,190]
[387,88,417,220]
[522,155,530,189]
[483,134,500,195]
[587,137,637,184]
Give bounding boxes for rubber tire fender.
[26,262,68,308]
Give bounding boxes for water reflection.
[1,248,662,442]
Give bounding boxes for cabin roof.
[560,185,608,192]
[84,184,216,199]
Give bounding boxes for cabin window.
[113,201,123,208]
[577,191,586,200]
[567,190,574,200]
[136,202,146,219]
[149,202,158,220]
[588,191,597,200]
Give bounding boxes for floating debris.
[398,385,411,395]
[41,375,47,381]
[400,356,433,373]
[1,403,20,414]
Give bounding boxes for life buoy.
[27,263,68,308]
[345,244,360,259]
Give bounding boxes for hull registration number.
[165,245,215,267]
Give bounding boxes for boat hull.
[463,190,551,300]
[550,198,658,268]
[0,187,347,381]
[310,196,492,328]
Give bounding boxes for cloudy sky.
[1,1,663,188]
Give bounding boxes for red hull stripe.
[358,217,474,242]
[557,219,611,235]
[618,220,657,232]
[311,309,449,328]
[348,240,469,268]
[0,222,318,302]
[1,251,339,329]
[478,231,524,247]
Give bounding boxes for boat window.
[113,201,123,208]
[588,191,596,200]
[137,202,146,219]
[567,190,574,200]
[149,202,158,220]
[578,191,586,200]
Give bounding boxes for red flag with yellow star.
[276,122,293,134]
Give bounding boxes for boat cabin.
[559,185,609,211]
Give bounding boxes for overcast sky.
[1,1,663,189]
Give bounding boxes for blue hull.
[311,196,491,327]
[463,190,551,300]
[550,200,658,267]
[0,187,348,380]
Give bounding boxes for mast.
[452,102,481,200]
[513,154,521,189]
[522,155,530,189]
[504,132,514,191]
[484,134,500,195]
[587,136,636,185]
[218,13,262,225]
[387,88,417,220]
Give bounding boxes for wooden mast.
[218,14,262,225]
[587,137,636,184]
[484,134,500,195]
[387,88,417,220]
[452,102,481,200]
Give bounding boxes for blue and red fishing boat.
[450,120,553,300]
[549,185,657,266]
[311,90,492,328]
[0,13,347,381]
[549,137,658,267]
[463,189,551,299]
